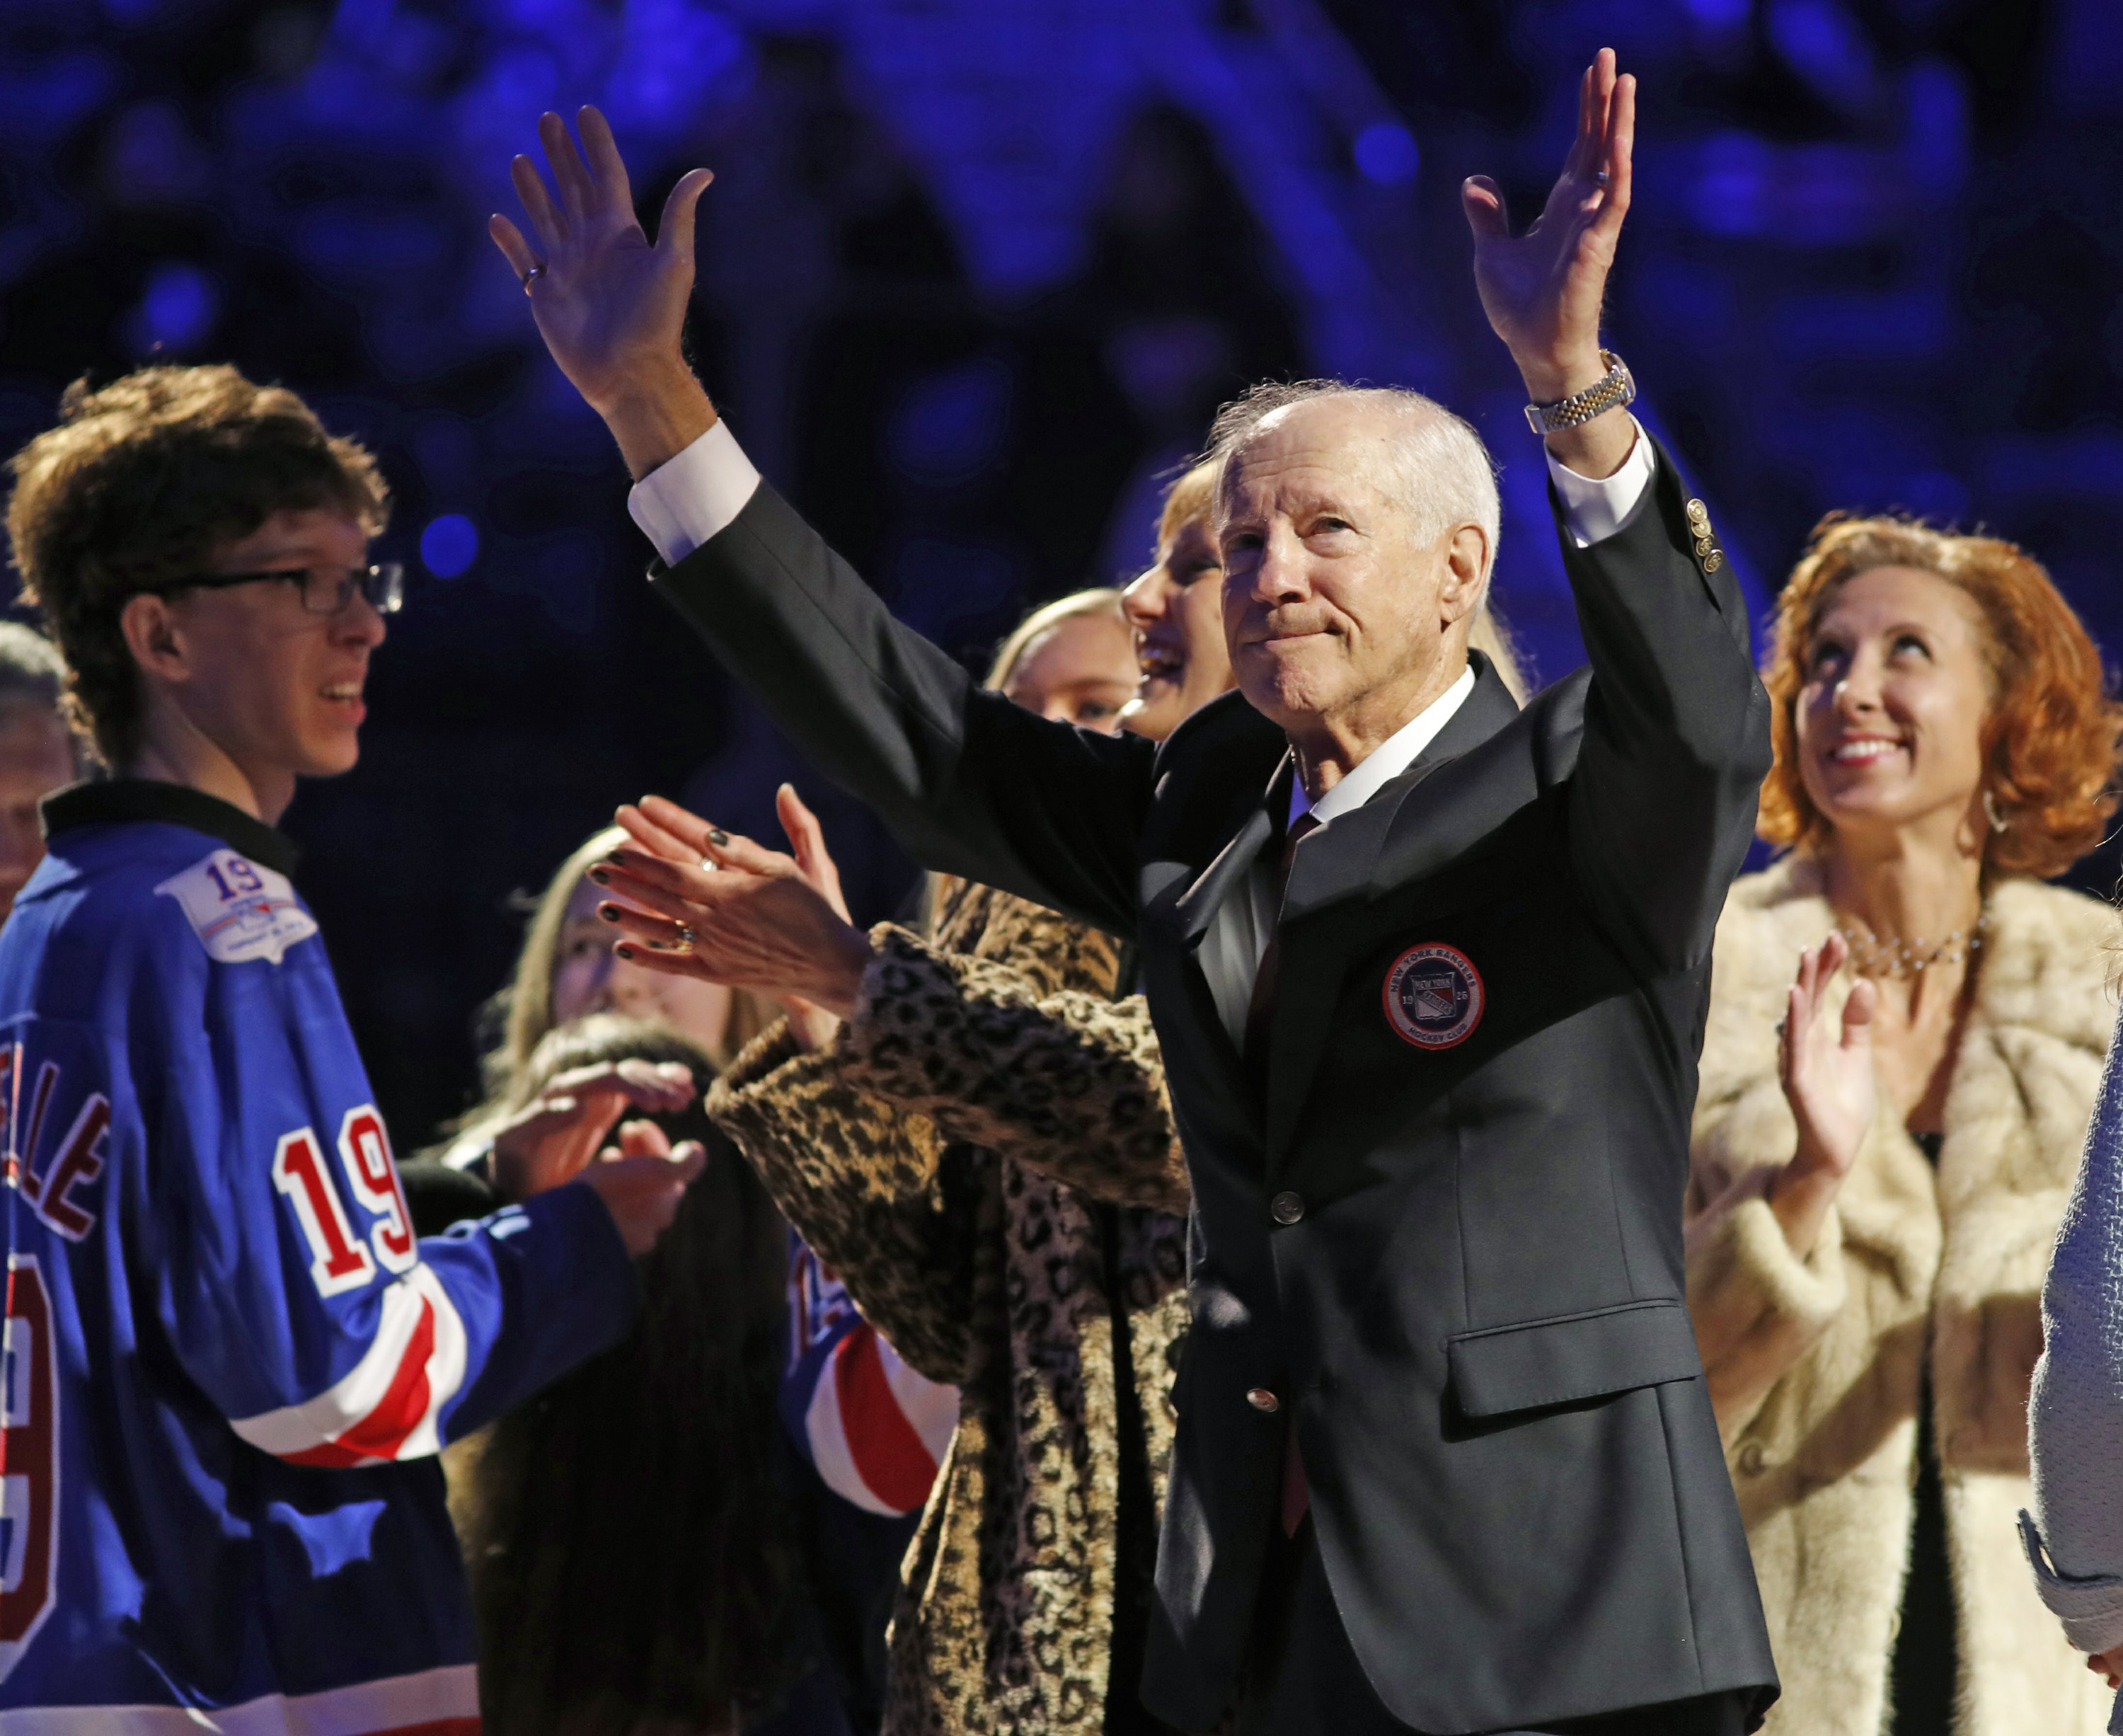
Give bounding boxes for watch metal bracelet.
[1524,350,1636,435]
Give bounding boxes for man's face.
[1217,397,1479,748]
[0,706,75,919]
[159,508,385,797]
[1119,515,1231,743]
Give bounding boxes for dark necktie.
[1241,810,1320,1071]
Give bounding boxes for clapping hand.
[485,1058,706,1257]
[1463,48,1636,476]
[591,786,873,1049]
[490,1057,697,1202]
[1767,933,1878,1258]
[576,1117,708,1258]
[489,106,717,477]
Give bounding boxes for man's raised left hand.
[1463,49,1637,477]
[490,106,718,478]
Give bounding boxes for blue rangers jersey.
[0,781,640,1733]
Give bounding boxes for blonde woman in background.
[984,585,1139,728]
[403,820,776,1223]
[483,820,774,1096]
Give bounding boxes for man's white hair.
[1207,380,1502,592]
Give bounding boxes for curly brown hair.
[5,364,389,767]
[1759,513,2123,878]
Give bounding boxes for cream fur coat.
[1686,856,2119,1736]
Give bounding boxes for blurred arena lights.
[123,262,219,358]
[419,513,479,580]
[1352,121,1419,188]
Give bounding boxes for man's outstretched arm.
[1463,53,1767,977]
[490,108,1151,933]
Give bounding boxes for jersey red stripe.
[832,1326,938,1515]
[282,1296,438,1466]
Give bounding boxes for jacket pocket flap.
[1448,1298,1699,1420]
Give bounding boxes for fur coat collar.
[1687,856,2119,1736]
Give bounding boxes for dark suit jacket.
[652,440,1780,1735]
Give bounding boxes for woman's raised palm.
[1778,932,1878,1185]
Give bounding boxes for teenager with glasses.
[151,556,405,618]
[0,363,702,1732]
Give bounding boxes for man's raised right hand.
[489,106,718,478]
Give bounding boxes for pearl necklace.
[1834,909,1988,978]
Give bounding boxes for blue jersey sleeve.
[117,874,638,1465]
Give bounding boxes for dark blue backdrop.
[2,0,2117,1146]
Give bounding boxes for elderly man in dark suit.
[493,50,1778,1736]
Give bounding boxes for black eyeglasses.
[152,562,405,617]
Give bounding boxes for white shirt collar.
[1289,664,1478,829]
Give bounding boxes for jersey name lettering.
[0,1050,109,1242]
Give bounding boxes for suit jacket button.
[1246,1387,1280,1414]
[1270,1190,1305,1226]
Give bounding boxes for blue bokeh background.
[2,0,2117,1144]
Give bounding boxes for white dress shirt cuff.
[1546,417,1655,549]
[626,418,763,568]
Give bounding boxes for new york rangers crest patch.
[155,850,318,966]
[1382,943,1484,1050]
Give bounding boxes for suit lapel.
[1171,799,1278,953]
[1139,754,1289,1151]
[1262,665,1522,1172]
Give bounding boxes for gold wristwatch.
[1524,350,1635,434]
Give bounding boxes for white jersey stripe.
[227,1265,467,1463]
[881,1336,959,1466]
[0,1662,477,1733]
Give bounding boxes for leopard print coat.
[708,877,1192,1736]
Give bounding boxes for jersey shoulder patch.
[153,849,319,966]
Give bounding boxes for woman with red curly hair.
[1684,515,2122,1736]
